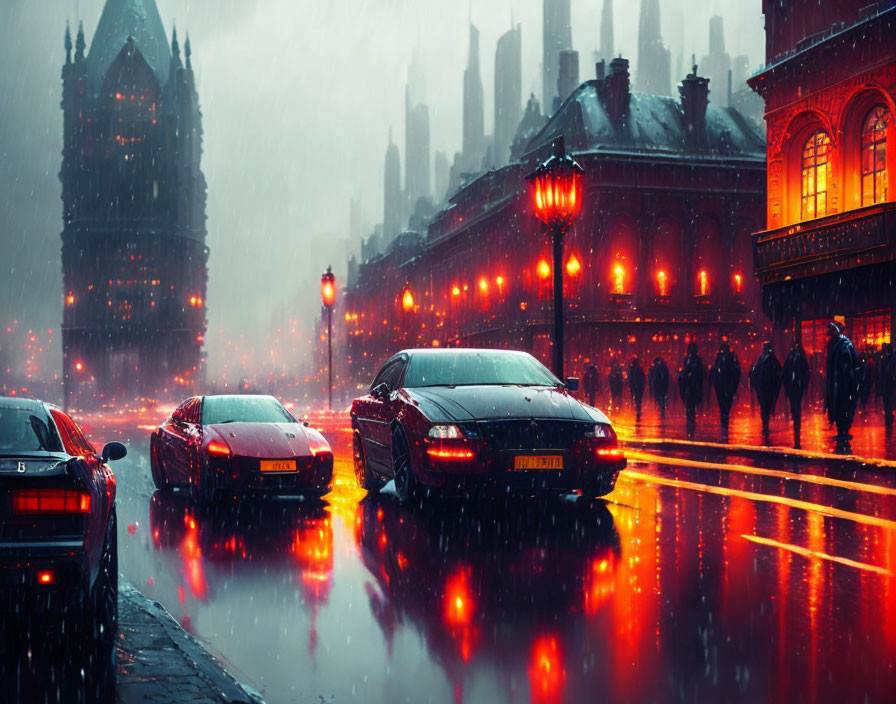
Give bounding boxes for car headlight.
[428,424,464,440]
[585,424,616,440]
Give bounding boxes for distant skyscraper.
[494,23,522,167]
[556,50,580,110]
[700,16,732,107]
[384,130,402,242]
[543,0,572,114]
[434,151,450,203]
[405,52,430,208]
[636,0,671,96]
[600,0,614,62]
[462,24,485,171]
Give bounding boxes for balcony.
[753,202,896,285]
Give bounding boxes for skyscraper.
[384,130,402,242]
[636,0,671,96]
[700,16,732,107]
[556,50,580,108]
[600,0,614,62]
[405,51,430,208]
[494,23,522,167]
[543,0,572,113]
[433,151,450,203]
[462,24,485,171]
[61,0,207,404]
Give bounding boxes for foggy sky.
[0,1,764,378]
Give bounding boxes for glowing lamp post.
[526,137,583,378]
[320,266,336,410]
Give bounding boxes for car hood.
[406,386,611,424]
[206,423,313,459]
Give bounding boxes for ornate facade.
[344,59,767,387]
[61,0,207,405]
[750,1,896,362]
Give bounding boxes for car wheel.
[150,436,170,491]
[354,433,385,493]
[391,426,422,505]
[86,507,118,647]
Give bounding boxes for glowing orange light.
[402,289,414,312]
[451,285,461,297]
[529,636,566,704]
[520,301,528,311]
[444,570,473,627]
[527,138,583,233]
[321,267,336,307]
[74,361,84,372]
[37,570,55,585]
[537,260,551,279]
[612,264,625,295]
[566,255,581,277]
[66,294,75,306]
[426,447,475,460]
[733,273,743,294]
[479,278,488,293]
[495,276,504,287]
[657,270,668,296]
[207,441,231,456]
[698,270,709,297]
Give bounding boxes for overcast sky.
[0,0,764,375]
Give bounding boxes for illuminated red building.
[344,58,766,385]
[750,1,896,363]
[60,0,208,405]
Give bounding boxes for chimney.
[606,57,630,126]
[556,50,580,110]
[679,65,710,150]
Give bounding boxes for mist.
[0,0,764,382]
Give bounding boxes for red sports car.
[150,395,333,503]
[351,349,625,503]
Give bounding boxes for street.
[92,409,896,704]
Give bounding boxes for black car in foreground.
[351,349,626,503]
[0,397,126,648]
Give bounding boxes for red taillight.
[426,442,475,461]
[37,570,55,585]
[12,490,92,514]
[207,441,231,456]
[597,447,624,458]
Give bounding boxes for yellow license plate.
[514,455,563,470]
[260,460,296,473]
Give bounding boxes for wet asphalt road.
[93,414,896,704]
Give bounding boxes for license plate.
[514,455,563,470]
[260,460,296,473]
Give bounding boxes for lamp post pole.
[321,266,336,410]
[526,137,583,381]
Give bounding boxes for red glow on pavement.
[537,260,551,279]
[584,554,616,616]
[181,512,208,600]
[529,636,565,704]
[127,523,138,534]
[443,567,478,661]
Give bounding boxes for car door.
[359,357,406,474]
[160,399,200,485]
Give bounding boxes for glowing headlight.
[428,424,464,440]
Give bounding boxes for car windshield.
[201,396,294,425]
[403,351,559,388]
[0,406,64,453]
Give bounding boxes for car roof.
[398,348,533,358]
[201,394,280,401]
[0,396,57,413]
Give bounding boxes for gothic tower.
[61,0,208,405]
[636,0,671,96]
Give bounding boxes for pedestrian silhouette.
[782,342,811,448]
[878,343,896,434]
[628,357,646,422]
[678,343,704,438]
[709,341,741,440]
[750,342,782,445]
[608,362,624,411]
[583,363,600,407]
[649,357,670,419]
[825,322,860,452]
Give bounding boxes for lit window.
[698,270,709,297]
[862,105,889,207]
[801,131,831,220]
[612,264,626,295]
[656,271,668,297]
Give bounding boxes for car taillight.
[12,489,92,514]
[597,447,625,459]
[426,440,475,460]
[207,441,231,456]
[37,570,55,585]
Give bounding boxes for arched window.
[801,131,831,220]
[862,105,889,207]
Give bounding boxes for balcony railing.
[753,203,896,283]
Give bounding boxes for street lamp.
[320,266,336,410]
[526,137,583,379]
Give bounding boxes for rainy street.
[88,409,895,704]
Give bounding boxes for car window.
[183,398,201,424]
[0,405,64,453]
[201,396,294,425]
[385,359,407,390]
[171,398,195,424]
[404,351,559,388]
[370,360,395,392]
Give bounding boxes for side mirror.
[371,383,389,401]
[101,442,127,462]
[565,377,580,392]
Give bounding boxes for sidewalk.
[609,401,896,468]
[117,579,264,704]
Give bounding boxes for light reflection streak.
[741,534,892,576]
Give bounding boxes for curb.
[622,436,896,470]
[118,578,266,704]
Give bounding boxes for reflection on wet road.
[101,416,896,703]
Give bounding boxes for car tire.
[391,426,423,505]
[86,507,118,647]
[150,436,170,491]
[354,433,385,493]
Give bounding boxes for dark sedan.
[351,349,625,503]
[0,396,126,647]
[151,394,333,503]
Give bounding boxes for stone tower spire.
[75,21,86,62]
[65,23,73,64]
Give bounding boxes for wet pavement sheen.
[99,415,896,704]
